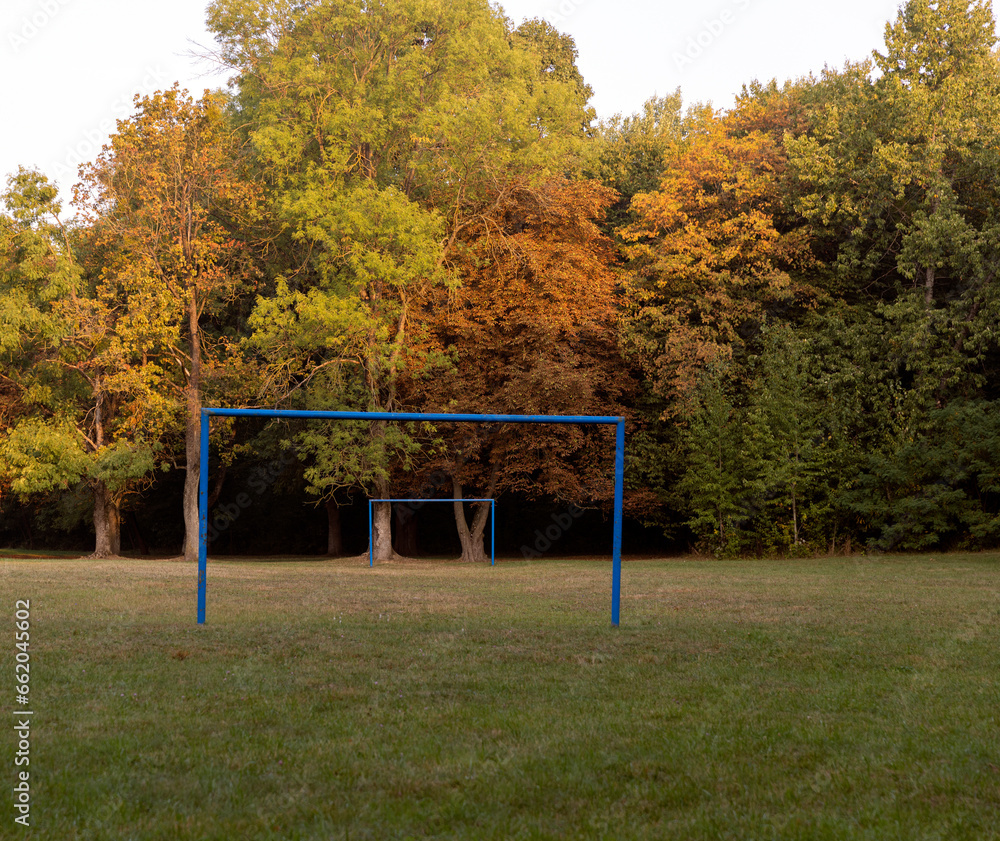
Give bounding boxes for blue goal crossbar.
[197,409,625,625]
[369,498,495,566]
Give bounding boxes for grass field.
[4,553,1000,840]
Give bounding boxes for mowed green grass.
[4,554,1000,840]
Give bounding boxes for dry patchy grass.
[3,553,999,840]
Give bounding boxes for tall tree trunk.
[452,478,490,563]
[91,387,120,557]
[371,500,394,562]
[925,265,935,308]
[325,498,343,557]
[93,480,121,557]
[183,286,202,563]
[361,295,408,564]
[791,484,799,546]
[370,475,395,563]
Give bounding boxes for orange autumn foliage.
[619,105,816,416]
[409,177,630,503]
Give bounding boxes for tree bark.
[93,480,121,557]
[371,500,394,562]
[206,463,227,511]
[369,476,396,563]
[325,498,343,557]
[791,483,799,546]
[452,478,491,563]
[183,285,202,563]
[91,388,121,557]
[204,464,228,555]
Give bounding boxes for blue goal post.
[369,498,495,567]
[197,409,625,625]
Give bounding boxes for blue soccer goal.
[196,409,625,625]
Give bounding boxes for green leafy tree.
[77,87,262,561]
[512,17,596,138]
[677,366,744,555]
[844,400,1000,550]
[743,324,829,553]
[796,305,912,553]
[0,169,166,555]
[771,0,1000,552]
[209,0,595,561]
[787,0,1000,408]
[590,92,685,235]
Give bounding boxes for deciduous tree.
[408,178,628,561]
[208,0,595,561]
[77,87,262,561]
[619,104,817,417]
[787,0,1000,407]
[0,169,167,555]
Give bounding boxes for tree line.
[2,0,999,560]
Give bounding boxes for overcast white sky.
[1,0,910,204]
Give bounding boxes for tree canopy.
[3,0,1000,558]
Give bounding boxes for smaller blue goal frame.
[369,498,495,566]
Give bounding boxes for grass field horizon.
[4,553,999,839]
